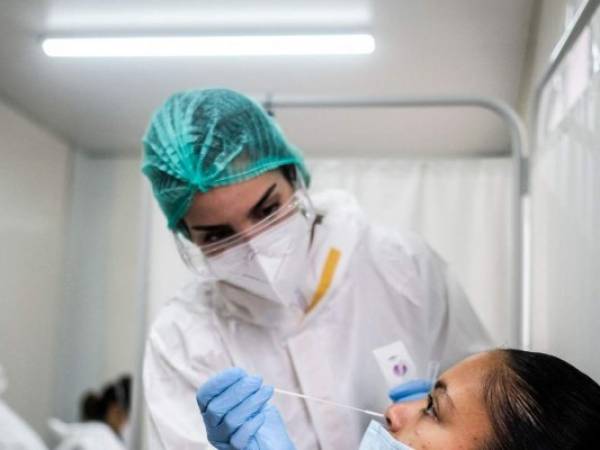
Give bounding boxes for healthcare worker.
[142,88,492,450]
[0,364,48,450]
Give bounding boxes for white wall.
[0,98,71,442]
[55,153,142,423]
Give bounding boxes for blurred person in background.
[50,375,131,450]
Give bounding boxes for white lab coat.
[50,419,126,450]
[0,400,48,450]
[144,190,492,450]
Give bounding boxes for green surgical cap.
[142,89,310,230]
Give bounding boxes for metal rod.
[267,94,527,348]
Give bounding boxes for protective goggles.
[175,188,315,271]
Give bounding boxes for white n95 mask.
[175,189,316,308]
[359,420,415,450]
[206,209,313,307]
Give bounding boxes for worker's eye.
[422,394,438,420]
[200,230,235,245]
[256,202,280,220]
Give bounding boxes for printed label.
[372,340,417,389]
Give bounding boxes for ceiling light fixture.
[41,34,375,57]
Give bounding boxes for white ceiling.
[0,0,535,157]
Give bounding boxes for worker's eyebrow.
[189,183,277,230]
[249,183,277,216]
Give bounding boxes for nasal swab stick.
[274,388,384,418]
[274,361,440,419]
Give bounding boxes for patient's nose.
[385,400,423,432]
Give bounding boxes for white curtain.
[143,157,514,344]
[531,12,600,382]
[308,158,513,344]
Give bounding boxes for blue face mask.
[359,420,415,450]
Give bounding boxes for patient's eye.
[422,393,438,420]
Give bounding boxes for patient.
[197,349,600,450]
[384,349,600,449]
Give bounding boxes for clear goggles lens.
[175,189,315,269]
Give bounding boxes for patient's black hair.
[483,349,600,450]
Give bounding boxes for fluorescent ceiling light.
[42,34,375,57]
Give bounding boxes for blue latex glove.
[197,368,295,450]
[388,379,433,403]
[197,368,272,450]
[245,404,295,450]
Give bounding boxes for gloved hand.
[388,379,432,403]
[197,367,295,450]
[246,404,295,450]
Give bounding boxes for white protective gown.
[50,419,126,450]
[144,190,492,450]
[0,401,48,450]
